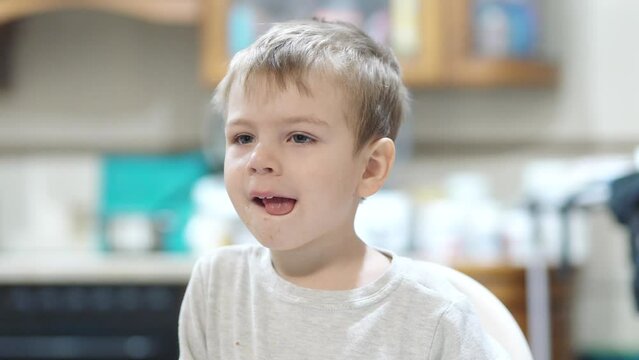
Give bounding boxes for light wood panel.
[0,0,199,25]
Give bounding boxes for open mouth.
[252,196,297,216]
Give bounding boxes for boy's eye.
[289,133,314,144]
[234,134,254,144]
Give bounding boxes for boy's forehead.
[229,72,353,112]
[234,72,313,101]
[225,72,358,134]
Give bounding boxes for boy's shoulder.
[395,255,467,305]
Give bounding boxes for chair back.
[429,263,533,360]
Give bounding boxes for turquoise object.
[504,2,538,57]
[228,3,256,55]
[580,354,639,360]
[100,151,209,252]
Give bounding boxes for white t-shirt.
[178,244,509,359]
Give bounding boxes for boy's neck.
[269,236,391,291]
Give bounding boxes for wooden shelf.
[0,0,200,26]
[445,0,557,87]
[0,0,558,88]
[199,0,229,87]
[449,58,557,87]
[200,0,558,88]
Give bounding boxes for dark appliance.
[0,284,185,360]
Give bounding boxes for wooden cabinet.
[457,265,575,360]
[444,0,556,87]
[0,0,199,25]
[0,0,558,89]
[0,0,203,152]
[200,0,557,88]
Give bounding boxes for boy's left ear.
[358,137,396,198]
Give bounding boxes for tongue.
[262,197,296,215]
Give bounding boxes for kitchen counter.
[0,251,198,284]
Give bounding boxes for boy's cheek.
[223,154,247,172]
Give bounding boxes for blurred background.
[1,0,638,359]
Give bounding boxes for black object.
[0,284,185,360]
[0,22,15,89]
[608,172,639,311]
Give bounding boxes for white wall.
[411,0,639,146]
[0,10,210,151]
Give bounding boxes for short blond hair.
[213,18,409,152]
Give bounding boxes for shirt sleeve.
[428,299,511,360]
[178,258,208,360]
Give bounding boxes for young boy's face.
[223,73,368,251]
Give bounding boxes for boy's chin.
[252,234,307,252]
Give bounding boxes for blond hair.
[213,18,409,152]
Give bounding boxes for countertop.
[0,251,198,284]
[0,249,531,285]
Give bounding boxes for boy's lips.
[250,192,297,216]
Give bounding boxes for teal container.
[580,351,639,360]
[100,151,209,252]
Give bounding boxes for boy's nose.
[247,143,280,175]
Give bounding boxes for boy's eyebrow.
[226,116,329,127]
[281,116,329,126]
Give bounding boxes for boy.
[179,19,508,359]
